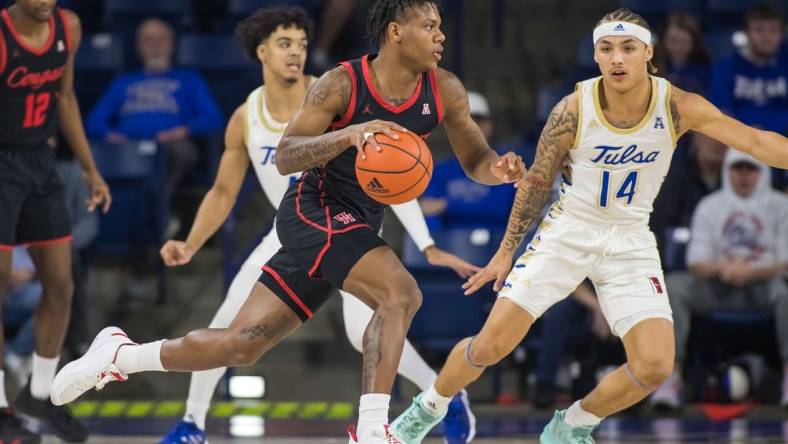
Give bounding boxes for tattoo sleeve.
[669,99,681,135]
[500,96,577,252]
[275,69,353,174]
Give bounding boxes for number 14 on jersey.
[599,170,638,208]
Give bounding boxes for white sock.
[563,400,603,427]
[0,371,8,408]
[357,393,390,438]
[398,340,438,391]
[114,340,167,374]
[420,384,452,416]
[184,367,227,430]
[30,353,60,400]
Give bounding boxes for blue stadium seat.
[403,228,500,348]
[91,140,167,254]
[228,0,322,22]
[662,226,690,272]
[618,0,669,16]
[177,34,259,119]
[536,83,573,125]
[705,0,758,30]
[75,34,124,71]
[706,0,758,14]
[706,29,737,59]
[75,33,124,114]
[407,268,496,350]
[177,34,251,70]
[619,0,705,15]
[105,0,191,28]
[402,228,502,270]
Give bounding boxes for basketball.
[355,130,433,205]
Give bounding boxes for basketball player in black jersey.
[50,1,523,442]
[0,0,110,442]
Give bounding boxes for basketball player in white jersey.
[156,8,476,444]
[391,8,788,443]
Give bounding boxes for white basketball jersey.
[557,76,677,227]
[244,81,313,209]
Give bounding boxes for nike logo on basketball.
[366,177,389,194]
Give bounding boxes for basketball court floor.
[25,400,788,443]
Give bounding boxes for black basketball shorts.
[0,147,72,250]
[258,181,386,321]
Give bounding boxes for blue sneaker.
[159,420,207,444]
[540,410,596,444]
[441,390,476,443]
[391,394,446,443]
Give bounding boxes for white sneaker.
[50,326,137,406]
[650,371,682,410]
[347,424,405,443]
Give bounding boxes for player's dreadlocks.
[597,8,657,74]
[365,0,441,45]
[236,6,314,61]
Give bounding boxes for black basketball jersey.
[0,8,71,150]
[301,54,443,229]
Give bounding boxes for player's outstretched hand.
[462,249,513,295]
[160,240,195,267]
[490,151,526,185]
[423,245,481,278]
[345,120,407,160]
[85,170,112,213]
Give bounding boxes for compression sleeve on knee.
[465,336,486,369]
[625,363,652,390]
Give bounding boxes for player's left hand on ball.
[462,249,513,295]
[424,246,481,278]
[490,151,526,185]
[85,170,112,213]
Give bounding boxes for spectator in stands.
[650,133,727,259]
[3,248,41,387]
[420,91,516,232]
[653,13,711,94]
[56,157,99,357]
[651,150,788,410]
[86,18,223,200]
[708,3,787,188]
[532,281,624,408]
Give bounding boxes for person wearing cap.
[419,91,517,232]
[651,149,788,409]
[392,6,788,443]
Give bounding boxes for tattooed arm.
[672,86,788,168]
[438,69,525,185]
[277,67,406,175]
[462,93,578,294]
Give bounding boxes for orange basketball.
[355,130,433,205]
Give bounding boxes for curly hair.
[235,7,314,61]
[365,0,441,45]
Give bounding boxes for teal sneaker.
[390,394,446,443]
[540,409,597,444]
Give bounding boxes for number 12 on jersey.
[599,170,638,208]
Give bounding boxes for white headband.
[593,21,652,45]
